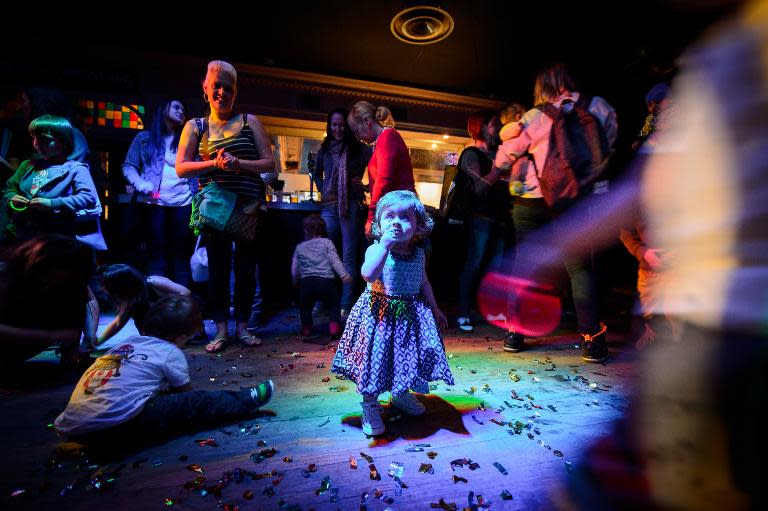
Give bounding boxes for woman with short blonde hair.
[177,60,276,353]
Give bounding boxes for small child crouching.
[292,214,352,339]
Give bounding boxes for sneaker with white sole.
[390,392,426,415]
[249,380,275,408]
[456,316,473,332]
[361,401,385,436]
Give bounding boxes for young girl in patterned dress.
[331,190,454,436]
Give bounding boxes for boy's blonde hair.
[348,100,395,131]
[372,190,433,243]
[499,103,527,125]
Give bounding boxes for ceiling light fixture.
[391,6,454,45]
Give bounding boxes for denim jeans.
[141,203,193,287]
[207,233,258,322]
[458,215,508,317]
[321,203,359,310]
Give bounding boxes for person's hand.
[432,306,448,332]
[117,300,136,316]
[58,343,81,368]
[135,180,154,195]
[81,334,99,351]
[493,164,512,178]
[215,151,239,170]
[364,219,374,240]
[643,248,666,271]
[9,195,29,209]
[341,274,353,284]
[29,197,52,210]
[380,226,399,250]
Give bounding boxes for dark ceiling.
[3,1,735,113]
[189,0,733,103]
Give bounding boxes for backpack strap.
[538,103,559,120]
[575,93,593,110]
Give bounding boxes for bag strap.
[194,234,203,251]
[195,118,210,160]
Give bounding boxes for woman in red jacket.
[347,101,415,239]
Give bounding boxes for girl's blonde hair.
[372,190,433,243]
[205,60,238,86]
[348,100,396,130]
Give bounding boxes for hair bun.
[375,106,396,127]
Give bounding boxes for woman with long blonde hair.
[347,101,415,239]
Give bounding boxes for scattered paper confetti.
[387,462,404,479]
[187,464,204,474]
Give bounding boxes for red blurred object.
[478,272,561,336]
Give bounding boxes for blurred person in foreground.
[481,1,768,508]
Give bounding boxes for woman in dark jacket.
[314,108,372,314]
[122,99,194,284]
[455,110,511,333]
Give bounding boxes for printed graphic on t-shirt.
[82,355,124,395]
[29,169,49,196]
[81,344,148,394]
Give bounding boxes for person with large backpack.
[495,63,617,361]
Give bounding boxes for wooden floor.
[1,310,637,511]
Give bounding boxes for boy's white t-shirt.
[54,336,190,436]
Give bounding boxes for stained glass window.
[78,100,144,130]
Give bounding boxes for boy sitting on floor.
[55,294,274,446]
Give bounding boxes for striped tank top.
[198,114,265,200]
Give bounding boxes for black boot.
[503,332,525,352]
[580,323,608,362]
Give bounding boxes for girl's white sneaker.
[361,401,385,436]
[390,392,426,415]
